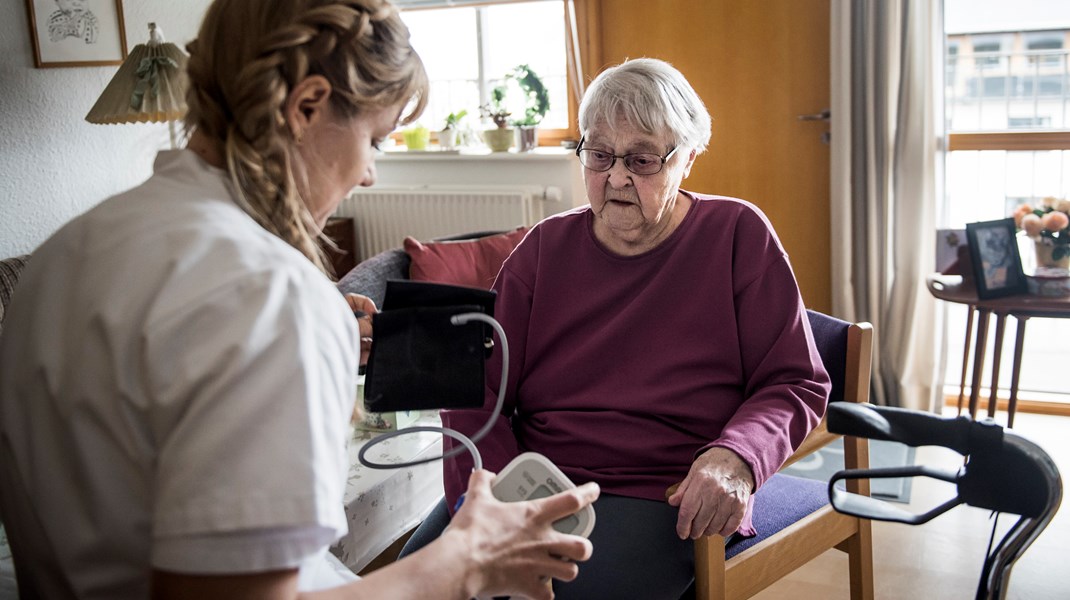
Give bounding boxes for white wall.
[0,0,213,257]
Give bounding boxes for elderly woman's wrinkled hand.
[445,469,599,600]
[667,447,754,539]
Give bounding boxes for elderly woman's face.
[582,120,695,254]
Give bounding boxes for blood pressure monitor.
[491,452,596,538]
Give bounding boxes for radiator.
[337,184,554,260]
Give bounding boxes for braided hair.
[184,0,427,273]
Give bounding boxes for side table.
[927,274,1070,427]
[320,217,358,280]
[330,411,444,573]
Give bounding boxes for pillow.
[404,227,529,289]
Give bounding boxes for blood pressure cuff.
[363,280,496,412]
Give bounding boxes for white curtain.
[830,0,943,411]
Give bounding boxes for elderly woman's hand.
[343,293,377,365]
[444,469,599,600]
[666,447,754,539]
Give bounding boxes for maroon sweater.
[441,192,829,535]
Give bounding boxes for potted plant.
[401,123,430,151]
[507,64,549,152]
[439,109,467,150]
[479,86,513,152]
[1013,196,1070,269]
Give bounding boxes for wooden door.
[590,0,832,311]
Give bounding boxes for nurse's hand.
[445,469,599,600]
[343,293,377,365]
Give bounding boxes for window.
[1008,116,1053,128]
[972,36,1004,69]
[1026,31,1065,66]
[398,0,570,138]
[943,1,1070,401]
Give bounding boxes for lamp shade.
[85,23,188,125]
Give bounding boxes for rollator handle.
[827,402,1001,455]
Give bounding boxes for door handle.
[798,109,831,121]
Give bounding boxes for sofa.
[335,228,527,305]
[0,226,525,331]
[0,256,30,338]
[0,255,29,598]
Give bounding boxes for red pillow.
[404,228,529,289]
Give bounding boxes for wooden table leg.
[957,305,976,416]
[1007,316,1029,429]
[968,309,991,420]
[987,313,1008,419]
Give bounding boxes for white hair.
[578,57,712,154]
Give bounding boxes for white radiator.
[337,184,555,260]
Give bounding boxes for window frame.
[395,0,582,148]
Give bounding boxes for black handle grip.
[830,486,963,525]
[828,465,964,524]
[827,403,1001,455]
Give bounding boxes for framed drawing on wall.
[25,0,127,68]
[965,218,1028,300]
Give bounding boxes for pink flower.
[1042,210,1069,233]
[1012,203,1034,228]
[1022,213,1045,236]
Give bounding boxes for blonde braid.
[184,0,428,274]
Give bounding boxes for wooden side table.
[320,217,358,280]
[927,274,1070,427]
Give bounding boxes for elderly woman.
[0,1,598,598]
[403,57,830,598]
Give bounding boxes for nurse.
[0,0,597,598]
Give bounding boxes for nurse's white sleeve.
[143,264,358,574]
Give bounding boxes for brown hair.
[184,0,427,272]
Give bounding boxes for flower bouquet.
[1013,197,1070,269]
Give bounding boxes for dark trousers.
[400,493,697,600]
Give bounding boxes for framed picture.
[935,228,968,275]
[965,218,1028,299]
[25,0,127,68]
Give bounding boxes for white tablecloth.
[329,411,445,573]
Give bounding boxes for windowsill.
[377,146,574,162]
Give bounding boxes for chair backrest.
[779,311,873,469]
[806,309,849,405]
[807,309,873,409]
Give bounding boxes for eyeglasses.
[575,137,679,176]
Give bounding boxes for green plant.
[507,64,549,127]
[479,86,511,129]
[443,109,468,130]
[479,65,550,129]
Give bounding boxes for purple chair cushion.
[725,473,829,559]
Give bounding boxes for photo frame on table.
[965,218,1028,299]
[24,0,127,68]
[935,228,969,275]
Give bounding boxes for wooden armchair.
[681,310,876,599]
